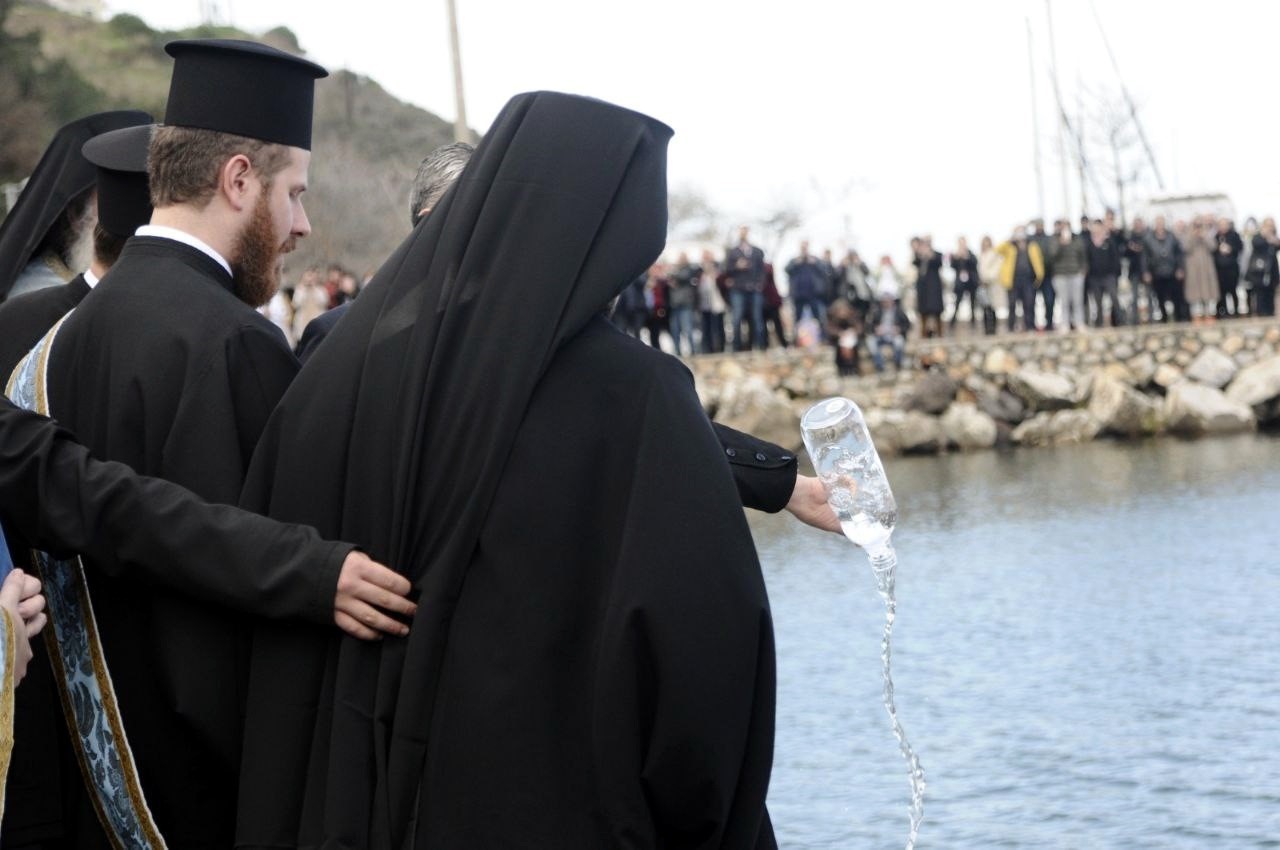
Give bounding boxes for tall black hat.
[0,110,152,300]
[81,124,154,239]
[163,39,328,150]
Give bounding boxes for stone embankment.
[691,320,1280,456]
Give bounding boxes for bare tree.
[667,185,723,242]
[1086,87,1151,228]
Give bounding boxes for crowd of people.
[614,211,1279,376]
[259,263,367,347]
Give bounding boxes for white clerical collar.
[84,268,100,289]
[135,224,233,277]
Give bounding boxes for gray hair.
[409,141,474,226]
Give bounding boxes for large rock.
[1152,363,1183,391]
[717,359,747,381]
[940,402,998,450]
[1006,368,1077,411]
[1225,355,1280,408]
[1098,362,1135,386]
[1128,352,1157,385]
[864,408,903,456]
[717,376,803,451]
[983,347,1019,375]
[863,409,944,455]
[906,370,957,415]
[898,411,945,454]
[1088,373,1163,437]
[780,372,811,398]
[693,373,719,416]
[1011,410,1101,447]
[1185,346,1238,388]
[976,385,1028,423]
[1163,381,1255,435]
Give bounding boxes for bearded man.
[14,39,340,849]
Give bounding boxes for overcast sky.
[107,0,1280,261]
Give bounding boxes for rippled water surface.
[755,434,1280,849]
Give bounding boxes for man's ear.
[219,154,256,212]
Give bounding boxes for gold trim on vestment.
[15,316,169,849]
[0,608,16,820]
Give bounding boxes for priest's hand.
[334,552,416,640]
[785,474,841,535]
[8,567,47,638]
[1,568,42,685]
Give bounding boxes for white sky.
[106,0,1280,262]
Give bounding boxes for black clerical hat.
[82,125,154,238]
[163,39,328,150]
[0,109,152,300]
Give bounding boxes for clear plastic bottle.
[801,397,924,850]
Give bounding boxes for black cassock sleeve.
[0,398,347,624]
[712,422,797,514]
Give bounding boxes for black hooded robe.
[236,91,777,849]
[0,111,151,302]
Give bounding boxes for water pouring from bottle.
[801,397,925,850]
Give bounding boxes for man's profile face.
[231,147,311,307]
[262,147,312,258]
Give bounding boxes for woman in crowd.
[697,250,726,354]
[948,236,980,329]
[1247,218,1279,317]
[291,268,329,344]
[1182,216,1220,323]
[913,236,945,338]
[825,298,862,376]
[978,235,1004,327]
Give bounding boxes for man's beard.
[230,191,288,308]
[63,204,97,274]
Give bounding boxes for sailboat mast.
[1026,17,1046,221]
[1045,0,1072,220]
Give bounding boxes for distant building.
[44,0,106,18]
[1135,193,1236,225]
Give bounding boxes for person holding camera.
[1050,219,1087,331]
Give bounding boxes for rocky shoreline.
[691,320,1280,456]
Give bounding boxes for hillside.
[0,0,460,274]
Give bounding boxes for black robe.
[0,397,353,845]
[0,273,90,378]
[237,91,776,849]
[18,235,315,847]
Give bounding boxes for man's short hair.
[409,142,474,226]
[92,222,129,268]
[148,125,293,208]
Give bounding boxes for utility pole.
[1109,128,1127,229]
[1026,17,1045,221]
[1044,0,1071,221]
[1076,80,1088,216]
[445,0,470,143]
